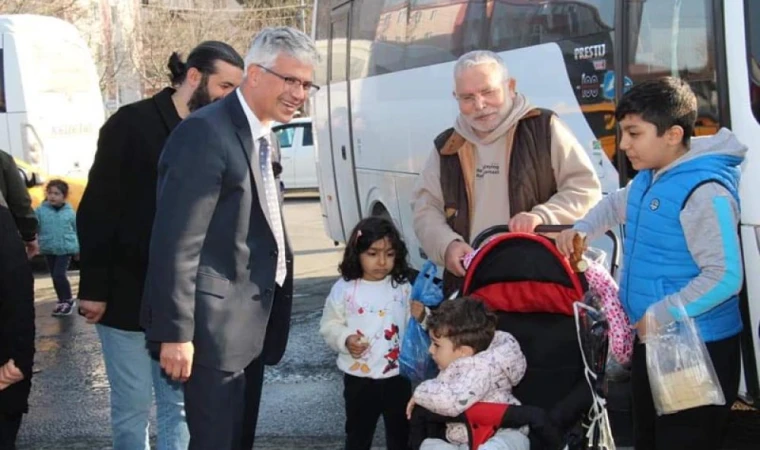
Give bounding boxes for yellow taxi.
[14,158,87,211]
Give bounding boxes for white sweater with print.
[319,277,412,379]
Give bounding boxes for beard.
[188,74,215,112]
[462,96,513,134]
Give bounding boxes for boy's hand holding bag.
[643,300,725,415]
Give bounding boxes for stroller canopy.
[463,232,587,316]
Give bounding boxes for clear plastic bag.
[400,261,444,383]
[645,303,725,415]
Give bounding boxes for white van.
[0,14,105,179]
[273,117,318,191]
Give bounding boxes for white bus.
[312,0,760,406]
[0,14,105,179]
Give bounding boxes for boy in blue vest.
[557,77,746,450]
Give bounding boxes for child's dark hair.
[339,217,411,285]
[615,76,697,147]
[427,297,497,353]
[46,179,69,198]
[167,41,244,86]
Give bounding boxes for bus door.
[328,3,362,241]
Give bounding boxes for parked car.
[272,117,318,191]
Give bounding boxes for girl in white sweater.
[320,217,424,450]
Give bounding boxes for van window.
[0,49,5,113]
[302,125,314,146]
[275,126,296,148]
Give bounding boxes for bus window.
[747,0,760,124]
[0,49,5,113]
[489,0,614,52]
[616,0,719,182]
[405,0,487,70]
[351,0,407,78]
[626,0,719,136]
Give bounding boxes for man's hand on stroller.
[502,405,564,449]
[444,240,473,277]
[508,212,543,233]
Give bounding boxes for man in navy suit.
[141,27,318,449]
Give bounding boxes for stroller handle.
[470,225,620,278]
[471,224,573,248]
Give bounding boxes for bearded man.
[412,50,602,294]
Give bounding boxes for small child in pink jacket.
[406,297,529,450]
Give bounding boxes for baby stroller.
[409,225,620,450]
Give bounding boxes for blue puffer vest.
[36,202,79,256]
[620,154,743,343]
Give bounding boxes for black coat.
[0,193,35,415]
[0,150,38,242]
[77,88,182,331]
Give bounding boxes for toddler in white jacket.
[406,297,529,450]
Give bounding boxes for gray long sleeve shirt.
[574,129,745,324]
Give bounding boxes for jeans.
[45,255,72,301]
[97,324,189,450]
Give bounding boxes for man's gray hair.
[244,26,319,69]
[454,50,510,82]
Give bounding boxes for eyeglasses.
[256,64,320,96]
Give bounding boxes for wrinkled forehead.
[454,63,506,95]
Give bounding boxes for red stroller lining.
[470,280,582,316]
[464,403,510,448]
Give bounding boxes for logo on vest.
[649,199,660,211]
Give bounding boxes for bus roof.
[0,14,80,37]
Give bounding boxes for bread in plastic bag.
[644,302,725,415]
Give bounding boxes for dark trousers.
[631,334,740,450]
[343,373,411,450]
[240,358,265,449]
[184,357,266,450]
[0,413,22,450]
[45,255,72,301]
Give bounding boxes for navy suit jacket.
[141,93,294,372]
